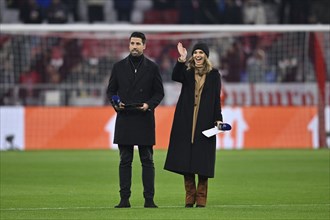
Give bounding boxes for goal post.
[1,24,329,32]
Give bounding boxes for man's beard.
[130,50,141,56]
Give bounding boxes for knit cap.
[192,43,209,57]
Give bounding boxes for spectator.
[242,0,266,24]
[113,0,134,22]
[130,0,152,24]
[0,59,16,105]
[246,48,266,82]
[208,46,221,69]
[220,0,243,24]
[19,65,41,105]
[45,64,61,84]
[19,0,43,24]
[223,41,246,82]
[152,0,177,10]
[33,50,52,83]
[83,62,104,96]
[277,56,298,82]
[64,58,104,96]
[196,0,219,24]
[46,0,69,23]
[0,59,15,85]
[153,41,178,80]
[157,54,174,82]
[36,0,52,10]
[59,39,82,81]
[35,0,52,19]
[279,0,311,24]
[64,62,84,84]
[62,0,80,21]
[86,0,106,23]
[50,46,64,70]
[4,0,23,10]
[308,0,330,24]
[178,0,196,24]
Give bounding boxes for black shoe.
[144,199,158,208]
[185,204,194,208]
[196,204,205,208]
[114,199,131,208]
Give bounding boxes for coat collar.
[124,55,148,87]
[188,68,211,92]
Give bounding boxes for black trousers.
[118,145,155,200]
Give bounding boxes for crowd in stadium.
[0,0,329,106]
[1,0,329,25]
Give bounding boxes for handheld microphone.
[202,122,232,137]
[217,123,232,131]
[112,95,121,106]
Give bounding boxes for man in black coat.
[107,32,164,208]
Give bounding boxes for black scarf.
[129,54,144,74]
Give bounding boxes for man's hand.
[139,103,149,111]
[114,102,125,111]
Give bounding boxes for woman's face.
[193,49,206,67]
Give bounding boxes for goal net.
[0,24,329,149]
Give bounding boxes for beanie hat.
[192,43,209,57]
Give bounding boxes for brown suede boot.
[196,175,208,207]
[184,174,196,207]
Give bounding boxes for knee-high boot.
[196,175,208,207]
[184,174,196,207]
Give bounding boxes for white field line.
[1,203,329,211]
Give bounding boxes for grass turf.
[0,149,329,219]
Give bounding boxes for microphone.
[112,95,121,106]
[202,122,232,137]
[217,123,232,131]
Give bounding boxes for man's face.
[129,37,145,57]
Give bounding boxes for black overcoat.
[164,62,222,178]
[107,55,164,146]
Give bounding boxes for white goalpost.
[1,24,329,32]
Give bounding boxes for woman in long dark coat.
[164,42,223,208]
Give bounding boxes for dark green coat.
[106,55,164,146]
[164,62,222,178]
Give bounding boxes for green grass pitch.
[0,149,329,219]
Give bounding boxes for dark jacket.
[164,61,222,178]
[107,55,164,146]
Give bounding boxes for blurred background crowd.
[0,0,329,106]
[1,0,329,25]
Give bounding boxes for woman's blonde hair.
[186,56,213,74]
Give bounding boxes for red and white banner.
[1,106,328,150]
[163,83,330,106]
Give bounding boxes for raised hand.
[177,42,187,61]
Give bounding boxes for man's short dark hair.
[130,32,146,44]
